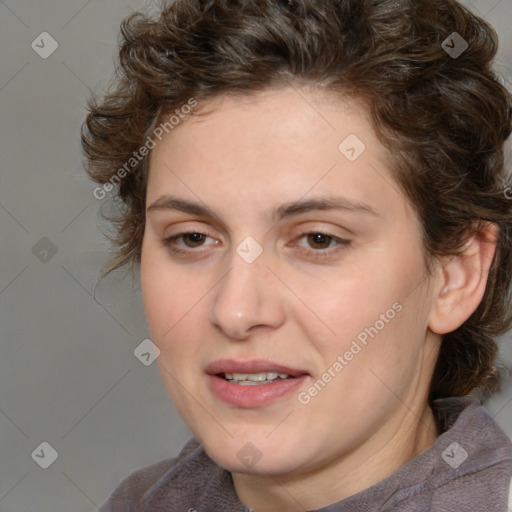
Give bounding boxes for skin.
[140,87,497,512]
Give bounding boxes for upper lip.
[205,359,309,377]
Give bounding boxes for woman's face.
[141,87,441,480]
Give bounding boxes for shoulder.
[98,437,211,512]
[341,396,512,512]
[398,396,512,511]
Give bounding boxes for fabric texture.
[99,396,512,511]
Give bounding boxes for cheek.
[305,270,399,348]
[140,257,170,341]
[140,245,191,344]
[141,255,204,407]
[140,245,214,375]
[307,246,427,367]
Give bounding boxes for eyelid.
[291,230,351,258]
[163,230,218,250]
[294,230,348,246]
[162,220,220,242]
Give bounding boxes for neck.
[232,404,439,512]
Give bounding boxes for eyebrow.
[146,195,379,222]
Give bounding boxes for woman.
[82,0,512,510]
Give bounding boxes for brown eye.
[306,233,334,250]
[294,231,351,260]
[182,233,207,248]
[163,231,218,254]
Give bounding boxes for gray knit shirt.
[100,396,512,511]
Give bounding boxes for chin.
[200,436,306,477]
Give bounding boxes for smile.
[205,359,310,407]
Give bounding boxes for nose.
[209,249,286,340]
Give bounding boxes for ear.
[428,223,499,335]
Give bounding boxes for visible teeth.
[246,372,268,382]
[224,371,292,384]
[231,373,249,381]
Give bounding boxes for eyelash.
[162,229,351,260]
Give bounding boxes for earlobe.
[429,224,498,335]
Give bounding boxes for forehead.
[146,87,413,225]
[150,87,377,162]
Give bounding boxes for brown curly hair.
[81,0,512,400]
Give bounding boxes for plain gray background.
[0,1,511,510]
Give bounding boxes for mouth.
[220,371,295,385]
[205,359,310,407]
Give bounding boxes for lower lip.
[207,374,308,407]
